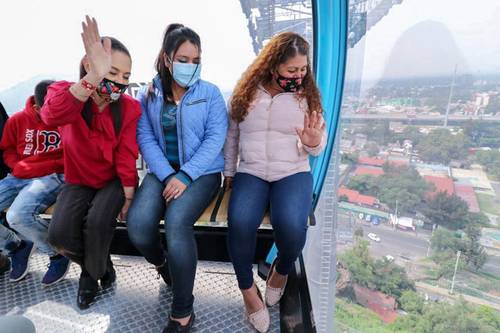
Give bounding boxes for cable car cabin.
[1,157,316,332]
[0,0,373,332]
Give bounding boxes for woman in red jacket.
[40,16,140,309]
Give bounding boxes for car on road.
[385,255,395,262]
[367,233,380,242]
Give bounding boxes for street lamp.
[450,250,461,294]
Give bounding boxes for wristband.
[125,197,133,201]
[81,79,97,91]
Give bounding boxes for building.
[454,183,480,213]
[415,162,450,178]
[358,156,386,167]
[338,187,378,206]
[424,175,455,196]
[354,166,384,177]
[353,284,399,324]
[452,166,494,193]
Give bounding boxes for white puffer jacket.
[223,86,326,182]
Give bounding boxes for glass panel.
[0,0,256,111]
[334,1,500,332]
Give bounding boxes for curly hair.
[230,32,322,122]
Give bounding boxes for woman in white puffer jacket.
[223,32,327,332]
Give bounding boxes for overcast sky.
[350,0,500,80]
[0,0,255,91]
[1,0,499,92]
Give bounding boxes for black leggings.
[48,179,124,280]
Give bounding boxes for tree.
[421,192,469,229]
[373,258,415,299]
[464,120,500,148]
[463,238,487,271]
[462,223,488,271]
[377,165,429,214]
[354,227,364,239]
[348,165,430,215]
[475,150,500,179]
[341,240,415,300]
[393,299,499,333]
[340,240,376,288]
[416,128,468,164]
[465,212,490,228]
[399,290,424,314]
[430,226,488,272]
[341,152,359,166]
[365,142,380,157]
[396,126,424,146]
[357,120,394,146]
[346,175,378,194]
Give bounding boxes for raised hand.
[81,16,111,81]
[296,111,325,148]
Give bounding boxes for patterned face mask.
[275,74,304,93]
[97,78,128,102]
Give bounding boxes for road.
[360,224,429,260]
[482,255,500,277]
[338,223,500,276]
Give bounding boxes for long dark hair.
[79,37,131,136]
[151,24,201,102]
[34,80,55,107]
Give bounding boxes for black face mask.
[276,74,304,93]
[97,78,128,102]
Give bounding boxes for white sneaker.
[265,258,288,307]
[246,285,270,333]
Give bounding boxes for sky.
[348,0,500,81]
[0,0,256,92]
[1,0,500,92]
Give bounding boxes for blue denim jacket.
[136,75,228,182]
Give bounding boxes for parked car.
[384,255,395,262]
[367,233,380,242]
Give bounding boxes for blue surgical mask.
[171,62,201,88]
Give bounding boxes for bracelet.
[125,197,133,201]
[81,79,97,91]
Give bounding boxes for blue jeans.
[0,173,64,256]
[127,172,221,318]
[227,172,312,290]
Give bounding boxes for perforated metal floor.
[0,253,280,333]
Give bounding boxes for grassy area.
[335,298,396,333]
[476,192,500,216]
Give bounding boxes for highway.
[338,223,500,277]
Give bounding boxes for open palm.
[296,111,325,147]
[81,16,112,79]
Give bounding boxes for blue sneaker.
[42,255,71,287]
[9,240,35,282]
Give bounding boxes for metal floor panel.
[0,253,280,333]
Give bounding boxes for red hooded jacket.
[40,81,140,189]
[0,96,64,179]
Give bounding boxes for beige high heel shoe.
[265,258,288,307]
[245,284,270,333]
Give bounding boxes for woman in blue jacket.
[127,24,227,333]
